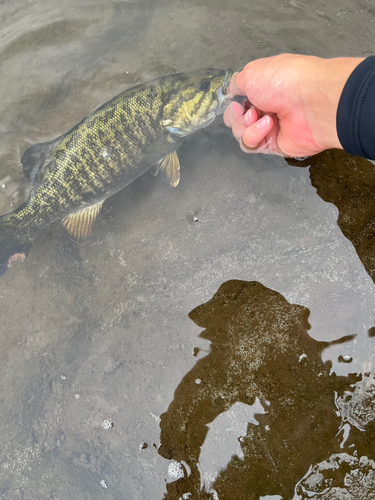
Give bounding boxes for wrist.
[336,56,375,159]
[312,57,364,151]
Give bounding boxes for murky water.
[1,0,375,499]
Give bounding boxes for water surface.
[1,0,375,499]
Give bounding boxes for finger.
[240,135,283,156]
[241,115,273,150]
[223,102,245,127]
[228,72,246,96]
[234,65,253,95]
[232,107,259,141]
[240,138,259,152]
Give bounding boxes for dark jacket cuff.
[337,56,375,159]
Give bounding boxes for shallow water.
[1,0,375,499]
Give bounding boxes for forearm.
[336,56,375,159]
[311,57,364,151]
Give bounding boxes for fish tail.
[0,208,32,277]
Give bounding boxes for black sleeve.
[337,56,375,160]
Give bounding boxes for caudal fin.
[0,218,31,277]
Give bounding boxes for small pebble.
[100,480,108,489]
[102,420,114,429]
[150,412,161,423]
[140,442,148,449]
[193,216,198,222]
[195,378,202,385]
[1,184,5,188]
[338,355,353,363]
[61,375,66,380]
[75,394,80,399]
[168,461,184,479]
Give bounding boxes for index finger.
[228,71,247,96]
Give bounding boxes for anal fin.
[153,151,180,187]
[61,202,103,242]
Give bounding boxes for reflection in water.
[288,149,375,284]
[158,150,375,499]
[158,280,375,499]
[296,453,375,499]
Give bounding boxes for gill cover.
[162,68,233,136]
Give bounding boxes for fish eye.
[199,80,211,91]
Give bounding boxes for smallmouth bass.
[0,68,235,276]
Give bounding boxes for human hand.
[224,54,363,158]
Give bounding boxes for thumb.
[228,71,247,96]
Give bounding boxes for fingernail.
[226,105,235,121]
[228,72,239,94]
[257,115,270,130]
[243,109,252,126]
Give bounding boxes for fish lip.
[216,69,237,114]
[222,69,233,95]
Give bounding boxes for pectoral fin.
[61,202,103,242]
[153,151,180,187]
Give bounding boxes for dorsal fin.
[61,202,103,242]
[21,134,65,186]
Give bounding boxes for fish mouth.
[216,69,239,115]
[222,69,233,95]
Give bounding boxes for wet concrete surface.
[1,0,375,499]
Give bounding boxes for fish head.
[162,68,236,136]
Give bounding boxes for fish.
[0,68,235,276]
